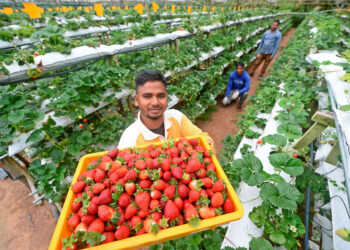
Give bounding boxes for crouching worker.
[118,69,214,149]
[222,62,250,109]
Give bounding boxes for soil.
[196,28,297,154]
[0,28,296,250]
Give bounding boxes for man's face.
[271,21,279,31]
[135,80,167,120]
[236,65,244,76]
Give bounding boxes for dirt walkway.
[197,28,296,154]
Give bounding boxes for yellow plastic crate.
[49,135,244,250]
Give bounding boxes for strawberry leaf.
[188,216,200,227]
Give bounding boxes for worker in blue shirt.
[248,20,282,80]
[222,62,250,109]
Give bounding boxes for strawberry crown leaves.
[161,194,169,202]
[215,208,224,215]
[134,222,143,232]
[196,196,210,207]
[169,177,178,186]
[195,179,204,191]
[151,206,162,212]
[82,193,91,215]
[196,154,204,163]
[150,223,161,234]
[110,211,121,226]
[207,170,218,182]
[61,234,77,250]
[148,169,161,181]
[116,156,126,165]
[159,217,169,229]
[169,218,179,227]
[83,232,106,247]
[188,216,200,227]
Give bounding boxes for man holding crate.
[118,70,214,149]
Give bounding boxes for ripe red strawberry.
[189,138,199,146]
[224,199,235,213]
[171,166,183,179]
[138,208,150,219]
[183,199,191,209]
[74,222,88,234]
[115,166,128,178]
[172,157,183,165]
[102,232,115,244]
[92,183,105,194]
[161,158,171,171]
[182,173,191,184]
[195,145,205,152]
[130,216,142,227]
[117,178,125,186]
[164,200,180,221]
[169,147,179,158]
[151,211,162,222]
[125,203,138,219]
[139,170,149,180]
[125,182,136,195]
[189,189,200,203]
[135,192,150,211]
[163,171,171,182]
[212,179,225,192]
[72,201,82,213]
[201,177,213,188]
[206,163,216,172]
[115,225,130,240]
[103,178,111,188]
[151,189,162,200]
[87,202,98,215]
[151,150,161,158]
[199,206,216,219]
[139,180,152,189]
[81,215,96,226]
[98,162,112,171]
[34,51,39,56]
[164,185,176,200]
[196,168,207,178]
[174,197,184,211]
[155,179,166,191]
[135,159,146,170]
[150,199,160,210]
[94,169,106,182]
[96,189,112,205]
[136,227,146,235]
[257,139,263,144]
[293,153,298,158]
[68,214,80,228]
[88,218,104,234]
[211,192,224,208]
[114,207,125,226]
[206,188,214,198]
[109,172,118,184]
[98,205,115,222]
[186,158,202,173]
[107,148,119,159]
[124,169,137,181]
[110,160,122,172]
[118,193,131,208]
[178,184,190,199]
[143,218,159,233]
[72,181,85,193]
[184,204,199,221]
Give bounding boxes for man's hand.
[222,97,229,105]
[270,55,274,59]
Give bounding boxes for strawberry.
[96,189,112,205]
[178,184,190,199]
[101,155,113,162]
[87,202,98,215]
[112,207,125,226]
[201,177,213,188]
[139,170,149,180]
[151,189,162,200]
[135,159,146,170]
[196,168,207,178]
[34,51,39,56]
[135,192,150,211]
[189,179,203,191]
[182,173,191,184]
[110,160,122,172]
[206,188,214,198]
[199,206,216,219]
[169,147,179,158]
[68,214,80,228]
[124,169,137,181]
[139,180,152,189]
[161,158,171,171]
[174,197,184,211]
[136,227,146,235]
[72,181,85,193]
[98,205,115,222]
[102,232,115,244]
[151,211,162,222]
[143,218,159,234]
[211,192,224,208]
[203,150,211,158]
[152,159,161,169]
[94,169,106,182]
[155,179,166,191]
[98,162,112,171]
[92,183,105,194]
[163,171,171,182]
[212,179,225,192]
[115,225,130,240]
[189,189,200,203]
[189,138,199,146]
[88,218,104,234]
[109,172,118,184]
[145,158,155,169]
[178,214,185,225]
[105,222,116,231]
[72,201,82,213]
[164,200,180,221]
[118,193,131,208]
[151,150,161,158]
[130,216,142,227]
[172,157,183,165]
[223,199,235,213]
[74,222,88,234]
[138,208,150,219]
[257,139,263,144]
[293,153,298,158]
[150,199,160,210]
[184,204,199,226]
[163,185,176,200]
[195,145,205,152]
[81,215,96,226]
[125,182,136,195]
[103,178,111,188]
[171,166,183,179]
[206,163,216,172]
[107,148,119,159]
[125,203,138,219]
[115,166,128,178]
[186,158,201,173]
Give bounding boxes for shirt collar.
[136,110,172,140]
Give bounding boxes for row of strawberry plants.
[217,15,331,249]
[21,15,288,203]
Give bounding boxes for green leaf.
[269,230,286,245]
[67,143,82,156]
[262,134,287,147]
[249,238,273,250]
[260,183,278,202]
[269,153,304,176]
[340,105,350,111]
[51,149,65,164]
[77,131,92,146]
[267,174,285,183]
[26,129,43,143]
[235,153,265,186]
[277,122,302,140]
[51,193,62,202]
[276,182,300,201]
[8,110,25,123]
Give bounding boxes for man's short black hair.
[135,69,167,91]
[236,62,245,68]
[273,20,280,25]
